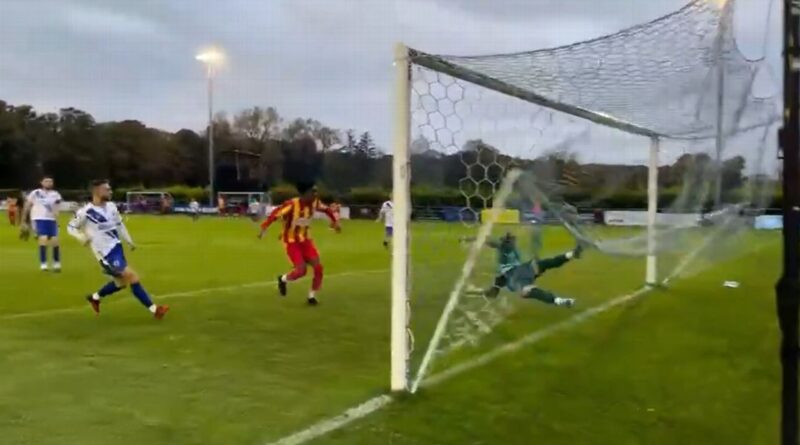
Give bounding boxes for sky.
[0,0,782,169]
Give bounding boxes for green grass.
[0,214,782,445]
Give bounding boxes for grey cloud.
[0,0,780,170]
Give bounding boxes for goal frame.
[216,191,268,203]
[390,42,661,392]
[217,191,269,216]
[125,191,173,214]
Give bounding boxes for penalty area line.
[263,285,652,445]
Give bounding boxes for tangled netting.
[410,0,778,140]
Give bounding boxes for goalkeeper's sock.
[554,297,575,307]
[523,287,557,304]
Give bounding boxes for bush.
[411,186,463,206]
[164,185,207,202]
[59,189,92,202]
[269,183,299,203]
[110,185,208,203]
[349,187,389,205]
[63,182,782,210]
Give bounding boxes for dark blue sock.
[53,246,60,263]
[97,281,122,298]
[38,245,47,265]
[130,282,154,308]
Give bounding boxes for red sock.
[312,263,324,291]
[286,265,307,281]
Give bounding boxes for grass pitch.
[0,214,781,445]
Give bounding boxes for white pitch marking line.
[266,395,393,445]
[264,285,652,445]
[0,268,390,321]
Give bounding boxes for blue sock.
[130,282,154,308]
[53,246,60,263]
[97,281,122,298]
[38,245,47,265]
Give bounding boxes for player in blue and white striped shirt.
[20,176,63,271]
[68,179,169,319]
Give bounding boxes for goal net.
[391,0,779,392]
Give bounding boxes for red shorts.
[285,240,320,266]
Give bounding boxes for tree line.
[0,101,387,193]
[0,99,766,208]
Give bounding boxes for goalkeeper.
[465,232,583,308]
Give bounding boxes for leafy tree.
[356,131,378,158]
[233,106,281,142]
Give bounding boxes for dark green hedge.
[56,185,781,209]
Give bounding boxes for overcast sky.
[0,0,781,169]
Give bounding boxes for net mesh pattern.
[410,0,777,139]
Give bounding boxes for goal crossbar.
[408,47,661,139]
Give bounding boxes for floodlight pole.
[778,1,800,444]
[206,64,216,208]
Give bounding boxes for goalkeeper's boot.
[277,275,287,297]
[154,305,170,320]
[573,240,591,259]
[86,295,101,315]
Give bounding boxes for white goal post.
[391,43,412,392]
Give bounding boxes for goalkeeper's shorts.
[497,262,537,292]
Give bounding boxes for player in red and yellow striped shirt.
[258,182,340,305]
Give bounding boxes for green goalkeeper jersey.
[488,238,523,276]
